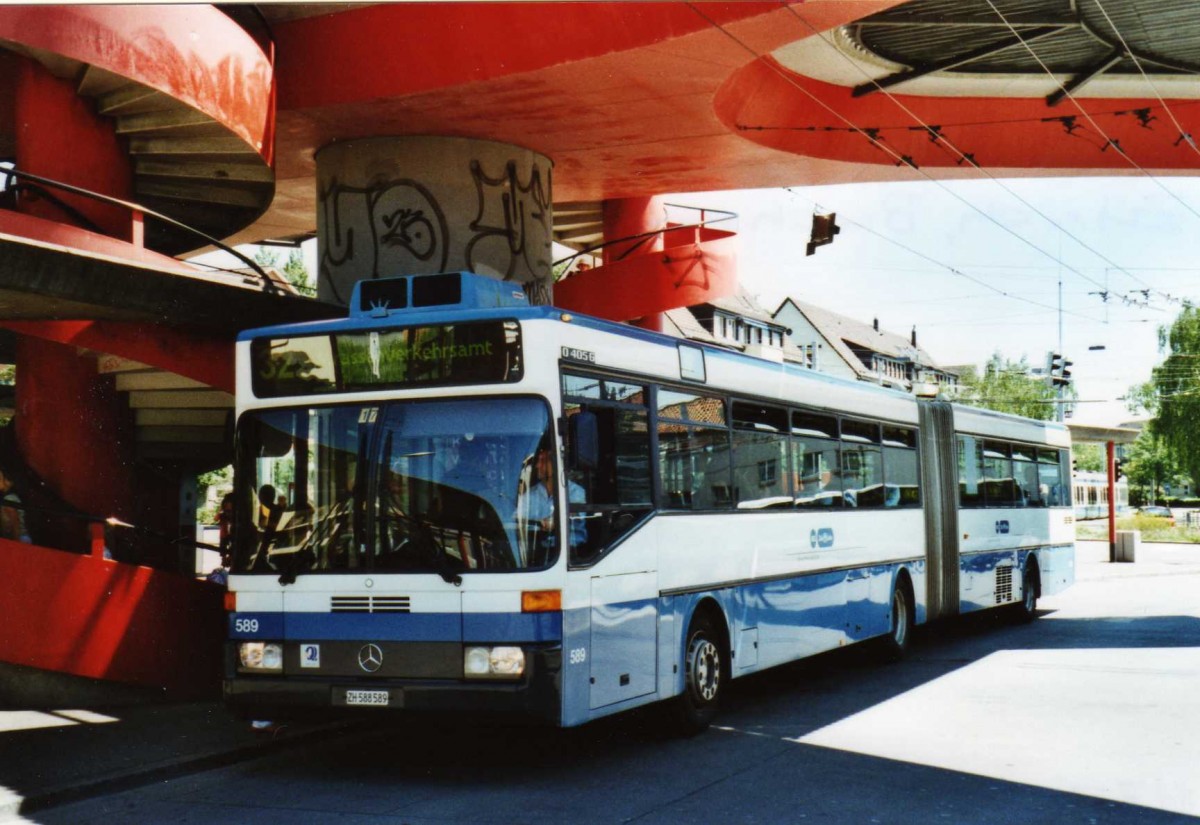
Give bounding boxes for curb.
[4,719,362,821]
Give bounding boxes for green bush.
[1076,513,1200,543]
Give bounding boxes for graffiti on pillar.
[465,159,552,282]
[319,178,449,302]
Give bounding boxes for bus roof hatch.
[350,272,530,319]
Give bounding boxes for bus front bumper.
[223,646,562,725]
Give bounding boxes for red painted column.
[13,57,134,240]
[602,197,666,332]
[1107,440,1117,563]
[10,56,141,558]
[14,337,135,553]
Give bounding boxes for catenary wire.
[684,1,1107,321]
[781,2,1158,295]
[787,188,1106,323]
[983,0,1200,228]
[1088,0,1200,163]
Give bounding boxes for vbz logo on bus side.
[995,520,1010,535]
[810,528,834,549]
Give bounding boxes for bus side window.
[958,435,984,507]
[882,425,919,508]
[731,401,789,509]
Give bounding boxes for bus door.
[559,374,658,710]
[589,571,657,709]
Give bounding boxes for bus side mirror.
[568,411,599,472]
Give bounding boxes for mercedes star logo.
[357,643,384,673]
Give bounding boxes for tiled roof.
[665,290,814,366]
[775,298,940,380]
[663,308,721,344]
[707,292,780,326]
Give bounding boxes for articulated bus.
[1072,470,1130,520]
[224,272,1075,732]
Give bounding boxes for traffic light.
[1046,352,1073,387]
[1114,459,1124,480]
[806,212,840,256]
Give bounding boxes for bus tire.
[672,614,724,735]
[1013,562,1039,623]
[879,579,913,662]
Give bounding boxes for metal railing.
[0,165,281,293]
[552,203,737,277]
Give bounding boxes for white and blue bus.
[224,272,1075,731]
[1072,470,1130,520]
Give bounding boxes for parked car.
[1137,506,1175,525]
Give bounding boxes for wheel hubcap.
[690,639,720,702]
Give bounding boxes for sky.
[671,176,1200,428]
[206,175,1199,430]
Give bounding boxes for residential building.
[773,298,959,393]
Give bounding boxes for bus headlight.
[463,645,525,679]
[239,641,283,673]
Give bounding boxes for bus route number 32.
[234,618,260,634]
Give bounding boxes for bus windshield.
[233,398,556,576]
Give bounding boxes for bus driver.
[516,440,586,564]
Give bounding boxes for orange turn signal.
[521,589,562,613]
[223,591,237,612]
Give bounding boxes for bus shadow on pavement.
[199,607,1200,824]
[718,609,1200,733]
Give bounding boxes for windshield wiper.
[415,519,463,586]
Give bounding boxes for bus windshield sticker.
[251,320,522,397]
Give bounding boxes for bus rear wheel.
[672,615,724,735]
[879,581,913,662]
[1013,563,1039,623]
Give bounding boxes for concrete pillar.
[603,196,666,332]
[316,136,554,305]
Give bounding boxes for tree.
[1138,305,1200,486]
[955,353,1060,421]
[283,249,312,294]
[1072,442,1104,473]
[1123,430,1180,506]
[196,465,233,523]
[253,246,313,295]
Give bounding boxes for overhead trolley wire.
[786,188,1106,324]
[780,2,1160,298]
[1088,0,1200,163]
[983,0,1200,228]
[685,2,1107,323]
[737,100,1200,136]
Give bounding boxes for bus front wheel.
[673,615,724,735]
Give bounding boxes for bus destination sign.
[251,319,523,397]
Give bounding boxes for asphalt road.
[26,540,1200,824]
